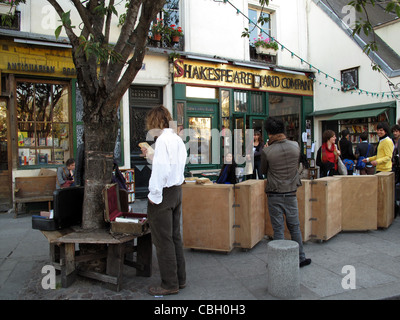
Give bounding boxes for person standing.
[363,122,394,173]
[261,117,311,268]
[252,131,264,179]
[354,132,374,175]
[316,130,341,177]
[339,129,356,175]
[141,106,187,296]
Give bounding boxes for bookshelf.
[120,169,135,203]
[338,113,388,152]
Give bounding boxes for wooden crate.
[376,172,395,228]
[340,175,377,231]
[264,180,312,242]
[234,180,265,249]
[182,183,234,252]
[309,177,342,241]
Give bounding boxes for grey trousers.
[267,194,306,262]
[147,185,186,290]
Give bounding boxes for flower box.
[255,46,277,56]
[0,3,16,15]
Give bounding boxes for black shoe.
[300,258,311,268]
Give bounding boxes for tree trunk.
[81,112,118,230]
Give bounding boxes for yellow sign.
[173,58,313,96]
[0,40,76,78]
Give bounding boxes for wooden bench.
[14,175,57,218]
[41,228,152,291]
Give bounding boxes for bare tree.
[47,0,166,229]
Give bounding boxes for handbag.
[337,158,348,175]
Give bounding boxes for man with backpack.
[355,132,374,175]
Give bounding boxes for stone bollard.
[267,240,300,299]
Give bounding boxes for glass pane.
[221,90,230,117]
[0,101,8,170]
[53,84,69,122]
[53,124,69,150]
[249,9,270,45]
[16,82,35,122]
[17,122,35,147]
[251,92,263,113]
[188,117,211,164]
[35,83,52,121]
[252,119,264,136]
[234,91,247,112]
[269,94,301,142]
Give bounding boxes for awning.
[327,108,388,121]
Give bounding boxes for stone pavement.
[1,200,400,301]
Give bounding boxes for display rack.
[338,113,388,152]
[120,169,135,203]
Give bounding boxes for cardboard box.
[234,180,265,249]
[182,183,234,252]
[340,175,377,231]
[376,172,395,228]
[309,177,342,241]
[103,184,148,235]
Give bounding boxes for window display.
[16,80,71,167]
[269,94,301,143]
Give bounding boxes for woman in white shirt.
[141,106,187,296]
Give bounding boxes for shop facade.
[171,57,314,173]
[0,37,80,211]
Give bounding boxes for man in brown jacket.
[261,117,311,268]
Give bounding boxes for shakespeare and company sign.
[173,58,313,96]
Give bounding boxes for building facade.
[1,0,399,210]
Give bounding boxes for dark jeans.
[147,185,186,290]
[267,193,306,262]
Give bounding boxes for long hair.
[146,105,172,130]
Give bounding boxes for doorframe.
[0,97,12,210]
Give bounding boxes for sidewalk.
[1,200,400,300]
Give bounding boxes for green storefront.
[171,57,314,176]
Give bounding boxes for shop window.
[251,92,263,113]
[269,94,301,143]
[188,116,212,164]
[234,91,248,113]
[16,80,71,167]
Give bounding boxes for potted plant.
[151,18,165,41]
[0,0,25,15]
[254,35,279,55]
[166,24,183,43]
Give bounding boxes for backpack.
[356,144,371,170]
[343,158,354,170]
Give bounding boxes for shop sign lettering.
[173,59,313,95]
[8,62,55,73]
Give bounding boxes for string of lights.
[216,0,399,100]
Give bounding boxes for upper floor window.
[0,11,21,31]
[248,7,276,64]
[149,0,183,50]
[248,8,271,47]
